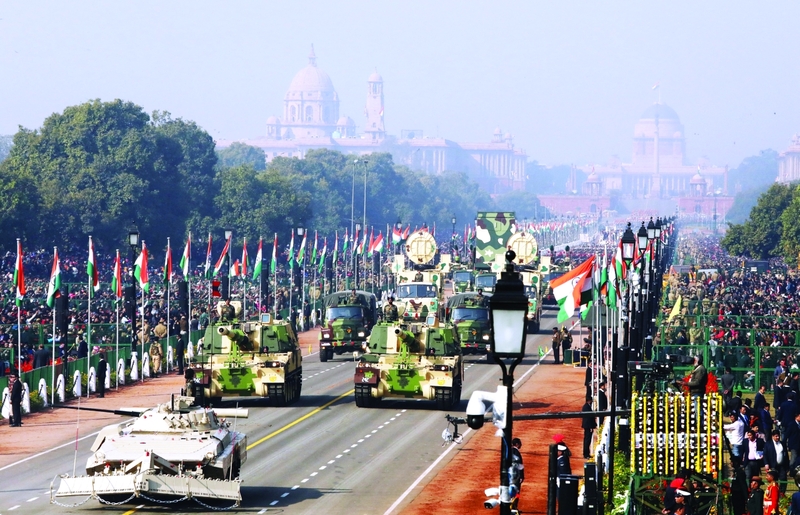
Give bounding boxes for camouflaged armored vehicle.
[52,395,248,506]
[508,232,543,333]
[354,316,463,410]
[392,230,448,320]
[319,290,377,362]
[446,292,493,354]
[451,267,475,293]
[192,305,302,406]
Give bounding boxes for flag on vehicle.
[47,248,61,308]
[87,236,99,292]
[134,241,149,293]
[549,255,595,324]
[179,233,191,278]
[214,235,231,276]
[253,237,263,280]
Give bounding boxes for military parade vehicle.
[354,315,463,410]
[318,290,378,362]
[474,271,497,293]
[451,267,475,293]
[446,292,492,354]
[508,231,544,333]
[52,395,248,506]
[192,303,302,406]
[392,229,449,320]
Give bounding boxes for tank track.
[268,369,303,407]
[354,384,378,408]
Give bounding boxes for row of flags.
[548,226,671,323]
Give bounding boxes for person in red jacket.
[763,469,780,515]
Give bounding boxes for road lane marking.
[121,504,144,515]
[281,492,290,497]
[9,505,20,510]
[26,497,38,502]
[291,485,299,490]
[270,500,279,505]
[246,389,353,450]
[258,509,267,514]
[0,427,109,472]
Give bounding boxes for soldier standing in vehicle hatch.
[349,289,359,305]
[384,297,398,322]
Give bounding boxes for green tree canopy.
[216,142,266,171]
[721,182,794,259]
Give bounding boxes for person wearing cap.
[746,476,764,515]
[560,326,572,362]
[556,443,571,476]
[96,352,107,398]
[474,289,485,307]
[581,396,596,459]
[383,297,398,323]
[687,355,707,397]
[510,437,524,512]
[8,372,22,427]
[763,469,780,515]
[551,327,562,365]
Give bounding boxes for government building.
[218,47,526,194]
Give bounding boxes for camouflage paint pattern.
[447,292,492,353]
[319,291,377,351]
[475,212,516,268]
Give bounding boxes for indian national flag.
[549,255,595,324]
[179,233,191,278]
[241,238,249,277]
[111,250,122,300]
[87,236,99,292]
[318,237,327,273]
[333,231,339,265]
[230,260,241,278]
[270,234,278,274]
[47,248,61,308]
[204,233,213,278]
[288,231,295,268]
[253,237,263,280]
[134,241,149,293]
[311,231,318,265]
[13,239,25,306]
[214,235,231,276]
[372,231,384,253]
[343,228,349,254]
[163,238,173,284]
[392,226,402,244]
[297,232,307,265]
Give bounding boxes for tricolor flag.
[352,227,359,255]
[214,235,231,276]
[288,231,295,268]
[230,260,241,278]
[111,250,123,300]
[163,238,173,284]
[13,240,24,307]
[253,237,263,280]
[318,237,327,274]
[549,255,595,324]
[343,228,350,255]
[204,233,213,279]
[87,236,99,292]
[333,231,339,265]
[614,239,627,281]
[607,255,619,311]
[367,228,375,257]
[179,233,191,278]
[46,248,61,308]
[392,226,402,244]
[402,225,410,240]
[270,234,278,274]
[241,238,249,277]
[134,241,149,293]
[311,231,318,265]
[580,257,602,320]
[297,231,307,266]
[372,231,384,253]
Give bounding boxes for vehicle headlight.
[483,334,490,340]
[357,332,365,337]
[322,331,331,338]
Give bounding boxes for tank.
[318,290,377,362]
[192,308,302,406]
[51,396,248,506]
[446,292,493,354]
[354,317,463,410]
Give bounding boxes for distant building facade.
[777,134,800,184]
[539,103,733,219]
[219,47,525,194]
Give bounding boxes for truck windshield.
[524,285,537,297]
[452,307,489,322]
[475,275,496,289]
[326,307,363,320]
[397,284,437,299]
[453,271,473,283]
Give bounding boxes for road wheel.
[320,347,329,362]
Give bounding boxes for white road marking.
[9,506,20,511]
[301,478,309,483]
[343,449,350,453]
[281,492,290,498]
[371,430,378,433]
[0,426,109,472]
[258,509,267,514]
[26,497,38,502]
[328,459,336,464]
[357,439,364,443]
[351,444,358,448]
[291,485,299,490]
[335,454,343,459]
[270,500,279,506]
[310,472,318,477]
[318,466,326,470]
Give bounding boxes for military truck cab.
[446,292,492,354]
[474,272,497,293]
[452,269,475,293]
[395,282,439,321]
[318,290,377,362]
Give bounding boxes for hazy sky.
[2,2,799,169]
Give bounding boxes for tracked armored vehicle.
[193,306,302,406]
[508,232,544,333]
[354,316,463,410]
[318,290,377,362]
[52,396,247,506]
[446,292,493,354]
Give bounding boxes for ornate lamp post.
[488,250,528,515]
[355,223,361,289]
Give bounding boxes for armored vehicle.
[52,396,248,506]
[446,292,492,354]
[392,230,450,320]
[193,307,302,406]
[354,316,463,410]
[319,290,378,362]
[508,232,543,333]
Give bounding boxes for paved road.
[0,313,562,515]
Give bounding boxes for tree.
[727,150,778,193]
[721,183,793,259]
[217,142,266,171]
[780,185,800,266]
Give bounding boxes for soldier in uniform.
[348,289,359,305]
[384,297,398,322]
[414,270,424,282]
[149,337,163,377]
[221,299,235,322]
[475,289,486,307]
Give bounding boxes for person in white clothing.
[724,411,745,469]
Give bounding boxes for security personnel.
[384,297,398,322]
[414,271,424,282]
[221,299,235,322]
[348,289,359,305]
[475,289,486,307]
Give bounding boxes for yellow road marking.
[246,389,354,450]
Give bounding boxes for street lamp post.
[224,229,233,300]
[297,227,306,332]
[634,222,648,361]
[488,250,528,515]
[128,224,140,342]
[355,223,361,290]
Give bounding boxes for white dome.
[285,46,337,98]
[266,115,281,125]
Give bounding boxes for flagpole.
[166,237,171,376]
[187,234,192,366]
[115,249,120,390]
[87,237,92,398]
[52,245,57,406]
[273,233,278,317]
[140,240,146,383]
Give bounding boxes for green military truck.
[192,307,302,406]
[451,268,475,293]
[354,317,463,410]
[446,292,492,354]
[318,290,378,362]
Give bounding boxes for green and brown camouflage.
[354,318,463,409]
[192,308,302,406]
[395,282,440,321]
[475,211,516,270]
[446,292,492,354]
[508,232,543,333]
[451,267,475,293]
[318,290,377,362]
